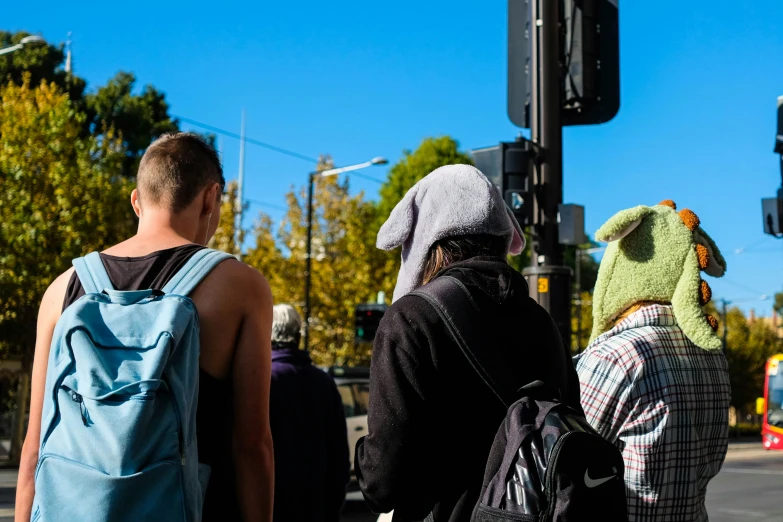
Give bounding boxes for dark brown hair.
[421,234,508,285]
[137,132,225,212]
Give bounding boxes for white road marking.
[716,508,766,517]
[721,467,783,476]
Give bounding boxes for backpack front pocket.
[35,454,186,522]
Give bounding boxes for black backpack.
[412,276,628,522]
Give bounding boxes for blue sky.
[7,0,783,314]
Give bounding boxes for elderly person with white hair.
[269,304,350,522]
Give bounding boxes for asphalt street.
[706,447,783,522]
[340,446,783,522]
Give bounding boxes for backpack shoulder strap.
[72,252,114,294]
[410,276,512,409]
[162,248,234,296]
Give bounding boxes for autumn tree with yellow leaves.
[0,77,135,460]
[208,180,245,255]
[244,156,387,366]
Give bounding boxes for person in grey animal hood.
[354,164,582,522]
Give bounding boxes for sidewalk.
[727,438,762,451]
[0,469,16,522]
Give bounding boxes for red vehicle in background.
[758,354,783,450]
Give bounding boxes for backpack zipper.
[63,387,155,426]
[543,430,577,521]
[164,384,186,465]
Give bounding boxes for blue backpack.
[31,248,232,522]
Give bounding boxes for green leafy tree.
[706,302,783,416]
[572,291,594,354]
[774,291,783,318]
[0,31,85,101]
[376,136,474,225]
[85,72,179,176]
[1,31,182,176]
[245,156,385,366]
[0,77,135,460]
[208,180,245,255]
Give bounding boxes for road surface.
[340,446,783,522]
[707,446,783,522]
[0,445,780,521]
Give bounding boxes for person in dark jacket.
[354,165,582,522]
[269,304,350,522]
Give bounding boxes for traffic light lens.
[511,192,525,210]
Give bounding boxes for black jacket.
[270,346,350,522]
[354,257,582,522]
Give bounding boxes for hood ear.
[505,205,526,254]
[694,227,727,278]
[595,205,654,243]
[377,184,420,251]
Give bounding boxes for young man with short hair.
[16,133,275,522]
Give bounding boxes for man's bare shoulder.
[198,258,272,305]
[39,267,75,320]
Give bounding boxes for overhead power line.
[247,199,289,212]
[175,116,319,163]
[176,115,386,184]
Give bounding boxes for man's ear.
[202,183,221,216]
[595,205,654,243]
[130,189,142,218]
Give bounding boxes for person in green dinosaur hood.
[575,200,732,522]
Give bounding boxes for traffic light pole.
[522,0,572,345]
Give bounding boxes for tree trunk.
[9,368,30,465]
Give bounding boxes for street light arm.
[0,44,23,56]
[319,160,375,178]
[0,36,46,56]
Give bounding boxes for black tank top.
[63,244,240,521]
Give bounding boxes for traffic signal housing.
[355,303,387,344]
[472,139,535,227]
[507,0,620,128]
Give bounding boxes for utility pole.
[304,171,315,352]
[235,108,246,261]
[521,0,572,344]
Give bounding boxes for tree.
[208,180,244,255]
[0,31,85,101]
[245,156,385,366]
[707,302,783,416]
[1,30,182,175]
[85,72,179,177]
[0,77,135,460]
[376,136,474,227]
[572,291,594,354]
[774,291,783,318]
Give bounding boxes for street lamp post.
[303,157,388,351]
[0,35,46,56]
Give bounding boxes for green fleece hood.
[590,200,727,350]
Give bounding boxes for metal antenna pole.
[236,108,246,260]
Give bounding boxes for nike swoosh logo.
[584,469,615,488]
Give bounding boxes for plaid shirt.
[575,304,731,522]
